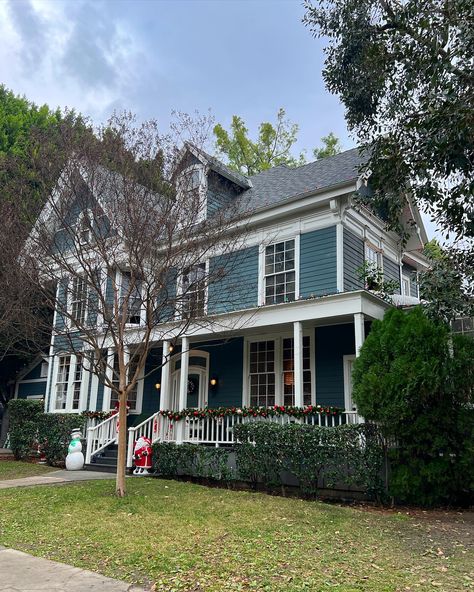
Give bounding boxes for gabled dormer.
[174,142,252,220]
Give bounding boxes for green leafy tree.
[313,131,342,159]
[213,108,306,176]
[303,0,474,242]
[352,307,474,505]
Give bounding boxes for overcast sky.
[0,0,437,238]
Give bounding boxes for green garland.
[159,404,343,422]
[81,410,113,422]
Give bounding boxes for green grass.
[0,479,472,591]
[0,460,56,480]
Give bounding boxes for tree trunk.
[115,388,128,497]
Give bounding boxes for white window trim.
[258,235,300,307]
[66,274,89,328]
[401,274,411,297]
[51,352,90,413]
[242,331,315,407]
[175,260,209,320]
[364,240,383,270]
[177,164,207,224]
[75,208,94,247]
[102,347,144,414]
[117,269,146,327]
[343,354,357,412]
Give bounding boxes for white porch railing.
[85,413,118,464]
[123,410,361,468]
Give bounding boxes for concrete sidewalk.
[0,546,146,591]
[0,470,115,490]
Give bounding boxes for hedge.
[152,423,384,500]
[8,399,85,466]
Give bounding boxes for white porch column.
[354,313,365,357]
[293,321,304,407]
[159,340,171,411]
[176,336,189,444]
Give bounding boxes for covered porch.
[85,290,389,467]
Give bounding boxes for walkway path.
[0,546,146,591]
[0,469,114,490]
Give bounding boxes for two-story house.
[19,143,429,469]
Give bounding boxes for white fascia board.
[402,250,430,270]
[98,290,389,349]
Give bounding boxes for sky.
[0,0,436,238]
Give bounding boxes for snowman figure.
[133,436,152,475]
[65,428,84,471]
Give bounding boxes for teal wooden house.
[17,144,429,469]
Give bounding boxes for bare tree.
[18,112,250,496]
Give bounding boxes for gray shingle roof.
[240,147,367,211]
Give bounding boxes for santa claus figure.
[133,436,153,475]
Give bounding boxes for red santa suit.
[133,436,152,475]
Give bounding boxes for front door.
[171,367,207,409]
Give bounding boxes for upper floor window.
[109,352,142,412]
[177,165,207,224]
[120,271,143,325]
[401,275,411,297]
[181,263,207,318]
[264,239,296,305]
[76,209,94,246]
[365,242,382,269]
[70,276,88,325]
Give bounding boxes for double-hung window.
[249,341,275,407]
[120,271,143,325]
[70,276,88,325]
[264,239,296,305]
[54,353,85,411]
[282,336,312,406]
[365,242,382,269]
[401,275,411,297]
[109,353,140,412]
[248,336,313,407]
[181,263,206,318]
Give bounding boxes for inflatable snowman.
[65,428,85,471]
[133,436,152,475]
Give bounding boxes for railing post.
[85,427,93,464]
[293,321,304,407]
[126,427,135,469]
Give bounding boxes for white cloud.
[0,0,144,121]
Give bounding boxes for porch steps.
[84,444,119,474]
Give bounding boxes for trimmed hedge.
[152,423,384,500]
[8,399,44,460]
[8,399,85,466]
[152,442,232,482]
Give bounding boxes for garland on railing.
[81,410,113,422]
[159,404,344,422]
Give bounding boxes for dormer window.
[77,209,94,246]
[177,165,207,224]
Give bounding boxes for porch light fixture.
[209,377,218,388]
[169,345,174,353]
[155,383,161,390]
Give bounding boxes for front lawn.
[0,479,472,591]
[0,460,56,480]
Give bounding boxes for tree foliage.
[313,131,342,159]
[304,0,474,243]
[213,108,307,176]
[352,307,474,505]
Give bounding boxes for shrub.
[152,442,232,481]
[352,307,474,505]
[38,414,86,466]
[8,399,44,459]
[8,400,86,466]
[233,422,384,498]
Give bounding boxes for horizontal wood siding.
[343,227,364,291]
[17,381,47,399]
[300,226,337,297]
[315,324,355,407]
[208,246,259,314]
[383,256,401,294]
[199,338,244,408]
